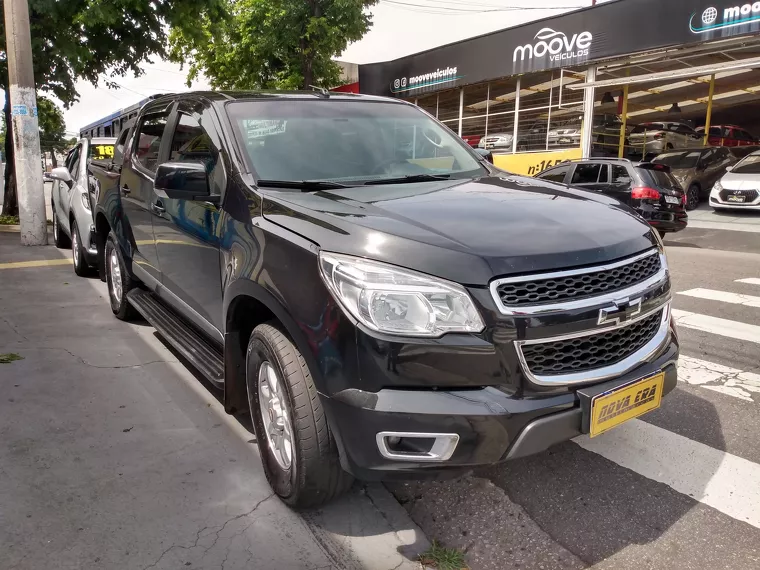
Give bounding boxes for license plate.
[559,137,572,143]
[727,194,746,203]
[589,372,664,437]
[664,195,679,204]
[486,144,494,149]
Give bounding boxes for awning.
[567,55,760,90]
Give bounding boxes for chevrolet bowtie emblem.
[598,298,643,326]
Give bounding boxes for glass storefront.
[415,68,586,154]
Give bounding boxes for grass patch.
[0,214,20,225]
[420,541,468,570]
[0,352,24,364]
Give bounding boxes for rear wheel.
[246,323,352,508]
[686,184,700,211]
[105,232,138,321]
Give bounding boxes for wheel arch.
[222,280,326,416]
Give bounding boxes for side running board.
[127,289,224,388]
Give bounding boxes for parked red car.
[696,125,757,147]
[461,134,482,147]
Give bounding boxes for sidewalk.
[687,203,760,233]
[0,231,429,570]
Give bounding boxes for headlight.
[712,180,723,194]
[319,252,485,337]
[81,193,91,211]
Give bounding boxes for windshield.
[652,151,701,169]
[732,154,760,174]
[226,100,484,184]
[632,123,664,134]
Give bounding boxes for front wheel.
[104,232,138,321]
[246,323,352,508]
[686,184,700,211]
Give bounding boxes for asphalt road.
[392,230,760,570]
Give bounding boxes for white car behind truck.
[50,137,116,276]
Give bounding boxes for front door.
[56,144,82,236]
[119,103,173,286]
[152,103,224,340]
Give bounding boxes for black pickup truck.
[89,91,679,507]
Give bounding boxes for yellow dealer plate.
[589,372,664,437]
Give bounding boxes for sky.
[59,0,609,134]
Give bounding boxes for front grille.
[496,251,661,307]
[719,189,759,202]
[520,310,663,376]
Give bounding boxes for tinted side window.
[115,128,130,157]
[598,164,609,183]
[169,114,215,167]
[676,124,696,135]
[537,165,569,183]
[68,145,82,179]
[134,113,170,173]
[571,163,602,184]
[611,165,631,184]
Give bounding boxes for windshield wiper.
[257,179,352,191]
[363,173,452,185]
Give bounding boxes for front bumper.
[324,336,678,481]
[710,192,760,210]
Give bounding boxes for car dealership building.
[358,0,760,174]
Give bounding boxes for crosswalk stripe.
[574,419,760,530]
[678,288,760,308]
[736,278,760,286]
[672,308,760,345]
[678,355,760,402]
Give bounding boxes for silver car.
[478,132,514,150]
[50,137,116,276]
[710,150,760,210]
[629,121,703,155]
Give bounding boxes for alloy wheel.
[72,230,79,268]
[258,361,294,470]
[689,186,700,210]
[53,214,58,240]
[109,249,122,303]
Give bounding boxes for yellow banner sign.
[492,148,582,176]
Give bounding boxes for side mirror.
[473,148,494,164]
[155,161,210,200]
[725,165,734,172]
[50,166,73,187]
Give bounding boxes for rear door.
[151,100,225,340]
[606,164,634,205]
[568,162,610,193]
[119,100,174,286]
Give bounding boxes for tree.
[1,0,226,216]
[169,0,377,91]
[37,97,66,168]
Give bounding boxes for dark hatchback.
[536,158,687,236]
[91,92,679,507]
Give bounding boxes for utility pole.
[3,0,47,245]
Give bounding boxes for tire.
[686,184,700,211]
[246,322,353,508]
[71,220,92,277]
[52,209,70,249]
[104,231,138,321]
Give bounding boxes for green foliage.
[1,0,226,216]
[0,214,20,225]
[420,540,468,570]
[169,0,377,90]
[37,97,67,154]
[0,352,24,364]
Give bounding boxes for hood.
[720,171,760,190]
[261,175,656,285]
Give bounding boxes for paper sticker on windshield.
[244,120,287,139]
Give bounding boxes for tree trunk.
[50,152,57,168]
[300,0,318,90]
[2,86,18,216]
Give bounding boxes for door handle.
[121,184,131,195]
[152,201,166,214]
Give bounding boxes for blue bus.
[79,95,163,139]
